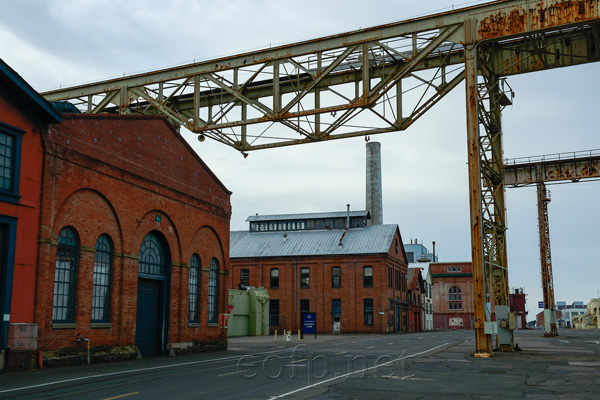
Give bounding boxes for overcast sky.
[1,0,598,319]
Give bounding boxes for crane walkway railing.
[503,150,600,186]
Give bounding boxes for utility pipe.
[77,334,91,365]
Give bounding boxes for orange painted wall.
[0,95,45,323]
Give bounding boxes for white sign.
[3,314,9,322]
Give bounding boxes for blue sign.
[302,312,316,334]
[538,301,544,308]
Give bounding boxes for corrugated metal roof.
[409,262,431,281]
[246,210,370,222]
[231,224,398,258]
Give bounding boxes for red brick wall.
[510,293,528,329]
[433,312,474,329]
[430,262,474,330]
[229,230,408,334]
[35,115,231,354]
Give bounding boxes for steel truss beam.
[42,1,600,153]
[504,150,600,186]
[42,1,600,356]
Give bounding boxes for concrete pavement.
[287,328,600,399]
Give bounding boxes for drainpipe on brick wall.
[378,254,382,334]
[294,257,297,332]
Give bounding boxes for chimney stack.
[346,204,350,229]
[366,141,383,225]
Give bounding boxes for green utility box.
[227,287,269,337]
[227,289,249,337]
[248,287,270,336]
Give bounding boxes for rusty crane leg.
[466,43,514,356]
[537,181,558,336]
[466,47,491,357]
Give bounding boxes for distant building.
[403,241,438,264]
[407,267,425,331]
[421,265,434,331]
[509,288,527,329]
[430,262,474,329]
[404,241,435,331]
[229,211,409,334]
[556,301,587,328]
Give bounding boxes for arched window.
[52,227,79,322]
[188,254,201,323]
[139,232,165,277]
[449,286,462,310]
[208,258,219,323]
[92,234,113,323]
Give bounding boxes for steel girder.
[45,25,468,151]
[504,150,600,186]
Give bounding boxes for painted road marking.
[569,362,600,366]
[218,370,247,377]
[387,342,394,345]
[269,342,450,399]
[0,348,293,395]
[289,359,308,364]
[334,351,347,355]
[401,375,433,381]
[103,393,139,400]
[366,346,375,349]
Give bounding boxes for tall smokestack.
[366,141,383,225]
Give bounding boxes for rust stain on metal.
[477,1,600,41]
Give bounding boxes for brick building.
[407,267,425,332]
[509,288,527,329]
[0,59,62,370]
[431,261,474,329]
[229,211,409,334]
[33,114,231,366]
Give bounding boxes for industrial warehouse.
[229,210,409,334]
[0,59,231,368]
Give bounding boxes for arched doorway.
[135,231,170,357]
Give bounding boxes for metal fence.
[505,149,600,166]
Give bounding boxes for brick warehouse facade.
[34,114,231,367]
[230,212,409,334]
[430,262,474,330]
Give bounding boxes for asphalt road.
[0,330,470,399]
[1,329,598,399]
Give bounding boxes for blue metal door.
[135,278,162,357]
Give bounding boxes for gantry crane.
[504,150,600,336]
[42,0,600,356]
